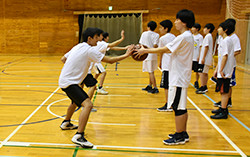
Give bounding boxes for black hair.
[193,23,201,31]
[160,20,173,32]
[82,27,98,42]
[176,9,195,28]
[225,18,236,26]
[147,21,157,31]
[204,23,215,33]
[219,21,235,36]
[96,28,104,36]
[102,32,109,40]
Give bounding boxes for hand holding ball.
[131,44,148,61]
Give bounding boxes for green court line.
[4,145,244,157]
[72,146,79,157]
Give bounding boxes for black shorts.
[197,64,204,73]
[81,74,97,87]
[192,61,199,72]
[62,84,89,107]
[215,78,230,93]
[160,71,169,89]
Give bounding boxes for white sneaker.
[97,87,108,95]
[60,121,78,130]
[72,133,94,148]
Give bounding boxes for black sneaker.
[142,85,152,91]
[194,81,199,89]
[157,103,173,112]
[60,120,78,130]
[210,109,228,119]
[212,107,229,115]
[210,76,217,84]
[163,132,186,145]
[168,131,189,142]
[196,86,208,94]
[72,133,94,148]
[214,101,221,107]
[148,88,159,94]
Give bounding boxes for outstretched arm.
[110,45,130,51]
[101,45,134,64]
[108,30,125,48]
[136,46,170,57]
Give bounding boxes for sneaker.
[157,103,173,112]
[214,101,232,108]
[210,109,228,119]
[72,133,94,148]
[163,132,186,145]
[142,85,152,91]
[60,120,78,130]
[148,88,159,94]
[210,76,217,83]
[214,101,221,107]
[97,87,108,95]
[195,86,208,94]
[194,81,199,89]
[168,131,189,142]
[212,107,229,115]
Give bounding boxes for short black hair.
[193,23,201,31]
[225,18,236,26]
[102,32,109,40]
[147,21,157,31]
[82,27,98,42]
[204,23,215,33]
[160,20,173,32]
[219,21,235,36]
[176,9,195,28]
[96,28,104,36]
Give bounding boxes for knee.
[82,99,93,109]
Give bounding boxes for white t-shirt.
[199,33,213,66]
[88,41,109,73]
[217,36,234,78]
[159,33,176,71]
[139,30,159,60]
[166,30,194,88]
[59,42,105,88]
[193,33,203,61]
[230,33,241,67]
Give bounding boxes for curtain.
[79,14,142,55]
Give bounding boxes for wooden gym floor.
[0,54,249,157]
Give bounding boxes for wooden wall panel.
[2,0,248,63]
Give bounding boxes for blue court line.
[190,83,250,133]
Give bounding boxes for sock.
[228,97,232,104]
[76,132,84,135]
[63,120,70,123]
[99,86,102,89]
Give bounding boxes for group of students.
[139,16,241,120]
[57,8,241,148]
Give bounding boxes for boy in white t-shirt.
[137,9,195,145]
[93,31,128,95]
[213,18,241,108]
[191,23,203,89]
[210,21,235,119]
[157,20,176,112]
[59,27,134,148]
[196,23,215,94]
[140,21,160,94]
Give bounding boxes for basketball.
[131,44,148,61]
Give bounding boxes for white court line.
[187,97,247,157]
[46,98,136,126]
[3,141,238,154]
[0,87,60,148]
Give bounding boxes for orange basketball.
[131,44,148,61]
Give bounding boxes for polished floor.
[0,55,249,157]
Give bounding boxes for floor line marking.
[46,98,136,126]
[3,141,238,154]
[187,97,247,157]
[0,87,60,148]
